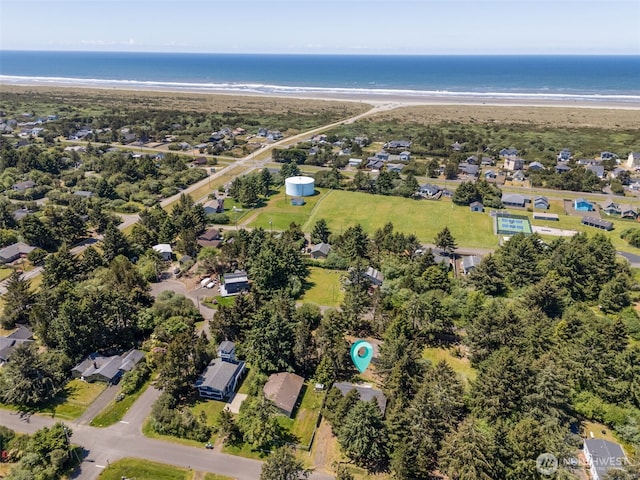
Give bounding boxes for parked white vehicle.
[200,277,211,287]
[206,282,215,289]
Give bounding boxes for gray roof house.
[310,243,331,259]
[221,270,250,296]
[263,372,305,418]
[195,358,246,400]
[470,201,484,212]
[583,438,628,480]
[501,193,528,208]
[419,183,441,197]
[218,341,236,362]
[152,244,172,261]
[0,325,34,364]
[72,350,145,383]
[0,242,36,264]
[12,180,36,191]
[582,216,613,231]
[333,382,387,415]
[534,196,549,210]
[364,266,384,286]
[461,255,482,274]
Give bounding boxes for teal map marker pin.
[350,340,374,373]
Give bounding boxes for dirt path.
[311,419,339,475]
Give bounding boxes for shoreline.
[2,78,640,111]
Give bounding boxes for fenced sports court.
[494,212,533,235]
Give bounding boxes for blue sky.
[1,0,638,54]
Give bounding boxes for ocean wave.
[2,75,640,103]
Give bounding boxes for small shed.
[470,201,484,212]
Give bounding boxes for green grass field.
[91,381,151,427]
[191,399,226,427]
[31,379,106,420]
[299,267,344,308]
[98,458,232,480]
[250,189,496,247]
[422,346,477,385]
[290,383,324,447]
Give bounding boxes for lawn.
[142,419,211,448]
[422,346,477,385]
[249,187,332,231]
[91,381,151,427]
[191,398,226,427]
[37,379,106,420]
[99,458,232,480]
[299,266,344,308]
[290,383,325,448]
[0,267,13,282]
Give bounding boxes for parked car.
[206,282,215,289]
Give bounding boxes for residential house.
[0,242,35,264]
[348,158,363,168]
[195,357,246,400]
[193,157,207,165]
[221,270,250,296]
[364,267,384,286]
[620,204,638,219]
[450,141,462,152]
[503,158,524,171]
[353,136,368,147]
[267,130,283,141]
[12,180,36,191]
[399,151,411,161]
[533,212,559,221]
[512,170,526,182]
[557,148,572,162]
[461,256,482,274]
[499,147,518,157]
[375,151,390,161]
[466,155,478,164]
[610,167,626,179]
[470,201,484,212]
[333,382,387,415]
[574,199,595,212]
[587,165,605,179]
[386,140,412,150]
[481,157,495,166]
[73,190,94,198]
[458,163,479,177]
[555,164,572,174]
[627,152,640,168]
[382,164,402,174]
[601,199,621,215]
[152,244,173,261]
[484,170,497,180]
[12,208,32,222]
[310,243,331,259]
[0,325,34,364]
[419,183,441,197]
[263,372,305,418]
[501,193,528,208]
[197,228,223,248]
[71,350,145,383]
[582,216,613,231]
[600,151,617,161]
[217,341,236,362]
[528,161,545,171]
[583,438,628,480]
[366,158,385,171]
[534,196,549,210]
[577,158,598,166]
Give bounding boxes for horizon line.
[1,49,639,57]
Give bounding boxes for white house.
[626,152,640,168]
[152,244,172,261]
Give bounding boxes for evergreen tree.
[237,394,285,451]
[102,224,131,263]
[0,271,34,329]
[434,227,457,256]
[260,447,309,480]
[311,218,331,244]
[338,400,388,471]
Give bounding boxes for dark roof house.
[195,358,245,400]
[364,267,384,286]
[583,438,628,480]
[217,341,236,362]
[198,228,223,248]
[0,242,36,264]
[12,180,36,191]
[501,193,528,208]
[310,243,331,259]
[0,325,34,364]
[263,372,305,417]
[71,350,145,383]
[582,216,613,231]
[333,382,387,415]
[461,255,482,274]
[221,270,249,296]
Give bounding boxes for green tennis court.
[495,213,533,235]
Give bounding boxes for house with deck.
[195,357,246,400]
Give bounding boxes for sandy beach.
[2,81,639,130]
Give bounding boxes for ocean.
[1,51,639,103]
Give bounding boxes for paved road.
[1,385,334,480]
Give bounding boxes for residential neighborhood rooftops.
[263,372,305,418]
[0,242,36,264]
[334,382,387,414]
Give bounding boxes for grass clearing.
[142,419,212,447]
[290,383,325,447]
[300,267,344,308]
[191,399,226,427]
[27,379,107,420]
[91,381,150,427]
[0,267,13,282]
[98,458,189,480]
[422,346,477,384]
